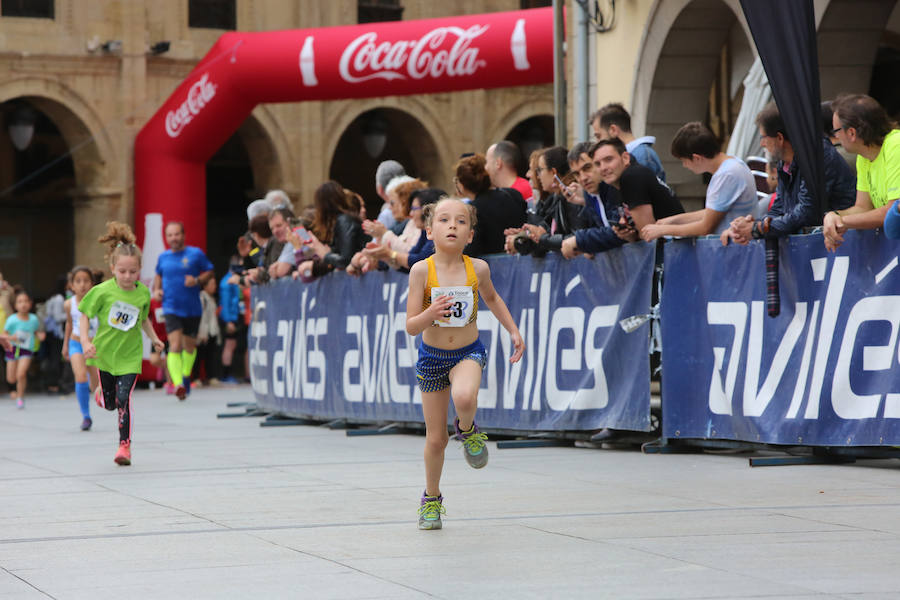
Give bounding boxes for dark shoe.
[80,417,92,431]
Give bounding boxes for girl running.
[79,222,164,465]
[4,288,44,409]
[62,266,100,430]
[406,197,525,530]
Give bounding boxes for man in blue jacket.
[721,102,856,245]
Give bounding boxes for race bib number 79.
[431,286,474,328]
[108,300,140,332]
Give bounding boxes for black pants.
[98,371,137,443]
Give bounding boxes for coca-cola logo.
[338,25,489,84]
[165,73,217,138]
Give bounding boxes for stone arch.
[817,0,898,102]
[631,0,755,198]
[486,97,555,147]
[325,96,452,188]
[0,78,120,270]
[245,105,294,196]
[328,107,446,215]
[0,77,116,192]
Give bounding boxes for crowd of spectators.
[6,94,900,399]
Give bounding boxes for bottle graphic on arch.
[511,19,530,71]
[300,36,319,86]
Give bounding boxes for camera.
[616,204,636,230]
[513,230,537,255]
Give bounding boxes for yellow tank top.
[422,255,478,325]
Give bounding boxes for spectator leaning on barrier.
[454,153,527,257]
[721,101,856,246]
[590,137,684,246]
[375,160,406,230]
[507,145,592,256]
[362,175,415,242]
[591,103,667,183]
[296,180,370,280]
[525,149,545,206]
[823,94,900,249]
[351,187,446,274]
[560,140,627,259]
[267,207,298,280]
[641,122,758,241]
[486,140,533,205]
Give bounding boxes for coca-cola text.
[165,73,217,138]
[337,25,489,84]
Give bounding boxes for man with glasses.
[721,102,855,245]
[823,95,900,249]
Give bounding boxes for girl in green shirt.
[79,222,164,466]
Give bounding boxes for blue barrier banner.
[662,230,900,446]
[249,244,656,431]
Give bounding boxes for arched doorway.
[0,98,75,300]
[205,118,270,279]
[818,0,898,111]
[328,108,444,217]
[635,0,754,207]
[504,115,555,176]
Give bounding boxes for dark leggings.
[98,371,137,443]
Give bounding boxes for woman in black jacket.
[454,154,527,256]
[296,181,369,279]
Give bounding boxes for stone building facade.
[0,0,553,297]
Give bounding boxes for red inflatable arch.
[134,8,554,249]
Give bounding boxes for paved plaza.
[2,385,900,599]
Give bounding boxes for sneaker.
[16,398,24,409]
[164,382,175,395]
[184,378,192,396]
[220,376,238,384]
[80,417,92,431]
[175,384,186,401]
[455,418,489,469]
[114,441,131,466]
[417,493,445,530]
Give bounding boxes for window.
[520,0,552,8]
[358,0,403,24]
[1,0,54,18]
[189,0,236,30]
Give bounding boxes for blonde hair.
[422,197,477,229]
[98,221,142,266]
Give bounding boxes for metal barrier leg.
[496,439,573,449]
[259,415,317,427]
[345,423,413,436]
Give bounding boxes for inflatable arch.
[134,7,554,248]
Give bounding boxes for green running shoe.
[456,418,489,469]
[418,493,445,530]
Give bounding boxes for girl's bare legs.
[448,359,483,431]
[15,357,31,401]
[6,359,16,399]
[421,388,451,497]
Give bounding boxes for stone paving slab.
[2,385,900,599]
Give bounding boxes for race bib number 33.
[431,286,474,328]
[108,301,140,332]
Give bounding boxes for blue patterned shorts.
[416,339,487,393]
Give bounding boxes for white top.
[706,157,760,234]
[70,297,98,339]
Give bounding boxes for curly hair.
[454,154,491,195]
[393,179,428,215]
[98,221,141,266]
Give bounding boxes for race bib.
[432,286,474,328]
[13,330,32,349]
[108,301,140,332]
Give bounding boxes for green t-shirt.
[78,279,150,376]
[856,128,900,208]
